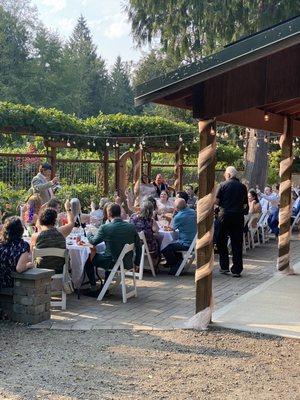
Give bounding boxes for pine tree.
[109,56,135,115]
[63,15,109,117]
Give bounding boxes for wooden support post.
[174,146,183,192]
[115,147,120,192]
[196,120,216,315]
[103,149,109,196]
[133,148,143,207]
[277,117,293,272]
[147,153,152,179]
[50,146,57,179]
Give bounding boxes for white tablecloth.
[158,229,179,250]
[68,242,106,288]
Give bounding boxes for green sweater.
[87,218,142,269]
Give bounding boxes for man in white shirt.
[259,185,280,235]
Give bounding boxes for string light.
[93,140,96,147]
[106,139,110,147]
[264,135,268,143]
[264,112,270,122]
[210,126,215,135]
[257,143,260,148]
[223,131,229,139]
[142,137,146,146]
[254,132,257,138]
[179,135,183,142]
[67,139,71,147]
[115,141,119,148]
[239,133,243,140]
[185,146,188,152]
[165,139,169,147]
[87,140,90,146]
[139,142,143,150]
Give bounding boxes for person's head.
[160,190,169,202]
[155,174,163,185]
[103,201,113,222]
[176,191,189,203]
[27,195,42,213]
[47,198,62,212]
[39,162,52,179]
[0,216,24,244]
[264,185,272,195]
[248,189,259,203]
[146,196,157,211]
[141,174,150,184]
[224,166,238,181]
[185,185,194,197]
[241,179,249,189]
[70,198,81,216]
[174,198,186,211]
[107,203,121,220]
[99,197,109,209]
[140,201,154,220]
[39,208,57,227]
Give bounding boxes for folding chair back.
[33,247,69,310]
[135,231,156,279]
[97,243,138,303]
[291,209,300,230]
[175,234,197,277]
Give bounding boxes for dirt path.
[0,322,299,400]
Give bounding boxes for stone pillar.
[12,269,54,325]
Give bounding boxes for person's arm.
[172,214,180,231]
[243,186,249,215]
[215,184,222,206]
[16,252,33,273]
[58,200,74,238]
[32,176,55,192]
[30,233,37,252]
[87,225,105,245]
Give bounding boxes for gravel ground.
[0,322,299,400]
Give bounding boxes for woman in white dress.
[156,190,174,216]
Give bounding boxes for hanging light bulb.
[179,135,183,142]
[67,138,71,147]
[73,140,76,145]
[239,133,243,140]
[142,137,146,146]
[210,126,215,135]
[264,112,270,122]
[139,142,143,150]
[165,139,169,147]
[216,131,220,138]
[93,140,96,147]
[254,132,257,138]
[257,143,260,148]
[292,141,296,147]
[87,140,90,146]
[185,145,188,152]
[224,131,229,139]
[106,139,110,147]
[264,135,268,143]
[115,141,119,148]
[243,142,247,148]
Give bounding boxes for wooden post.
[174,146,183,192]
[147,152,152,179]
[115,147,120,192]
[277,117,293,272]
[196,120,216,314]
[133,148,143,207]
[103,149,109,196]
[50,146,57,179]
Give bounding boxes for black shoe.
[231,273,241,277]
[219,269,230,275]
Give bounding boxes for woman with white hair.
[70,198,90,228]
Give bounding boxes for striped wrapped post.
[103,149,109,196]
[174,145,183,192]
[277,117,294,274]
[187,119,216,329]
[133,148,143,207]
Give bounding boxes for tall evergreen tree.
[63,15,110,118]
[109,56,135,115]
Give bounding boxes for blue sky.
[32,0,148,67]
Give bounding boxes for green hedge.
[0,102,197,150]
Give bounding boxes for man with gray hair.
[215,166,248,277]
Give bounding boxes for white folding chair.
[137,231,156,279]
[97,243,137,303]
[175,234,197,277]
[258,211,270,243]
[33,247,69,310]
[291,209,300,230]
[248,213,260,248]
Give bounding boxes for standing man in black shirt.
[216,166,248,277]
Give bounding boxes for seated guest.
[23,194,42,229]
[114,194,128,220]
[152,173,168,197]
[248,189,262,214]
[87,204,142,295]
[292,191,300,217]
[47,198,62,213]
[102,202,113,224]
[31,201,74,273]
[130,201,160,266]
[70,198,90,228]
[162,198,197,275]
[156,190,174,215]
[0,217,33,289]
[176,191,189,203]
[259,185,279,235]
[185,185,197,209]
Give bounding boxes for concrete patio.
[31,236,299,335]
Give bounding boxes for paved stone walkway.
[32,235,299,331]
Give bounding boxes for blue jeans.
[268,209,279,236]
[162,242,189,273]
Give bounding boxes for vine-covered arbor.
[0,102,199,197]
[135,16,300,322]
